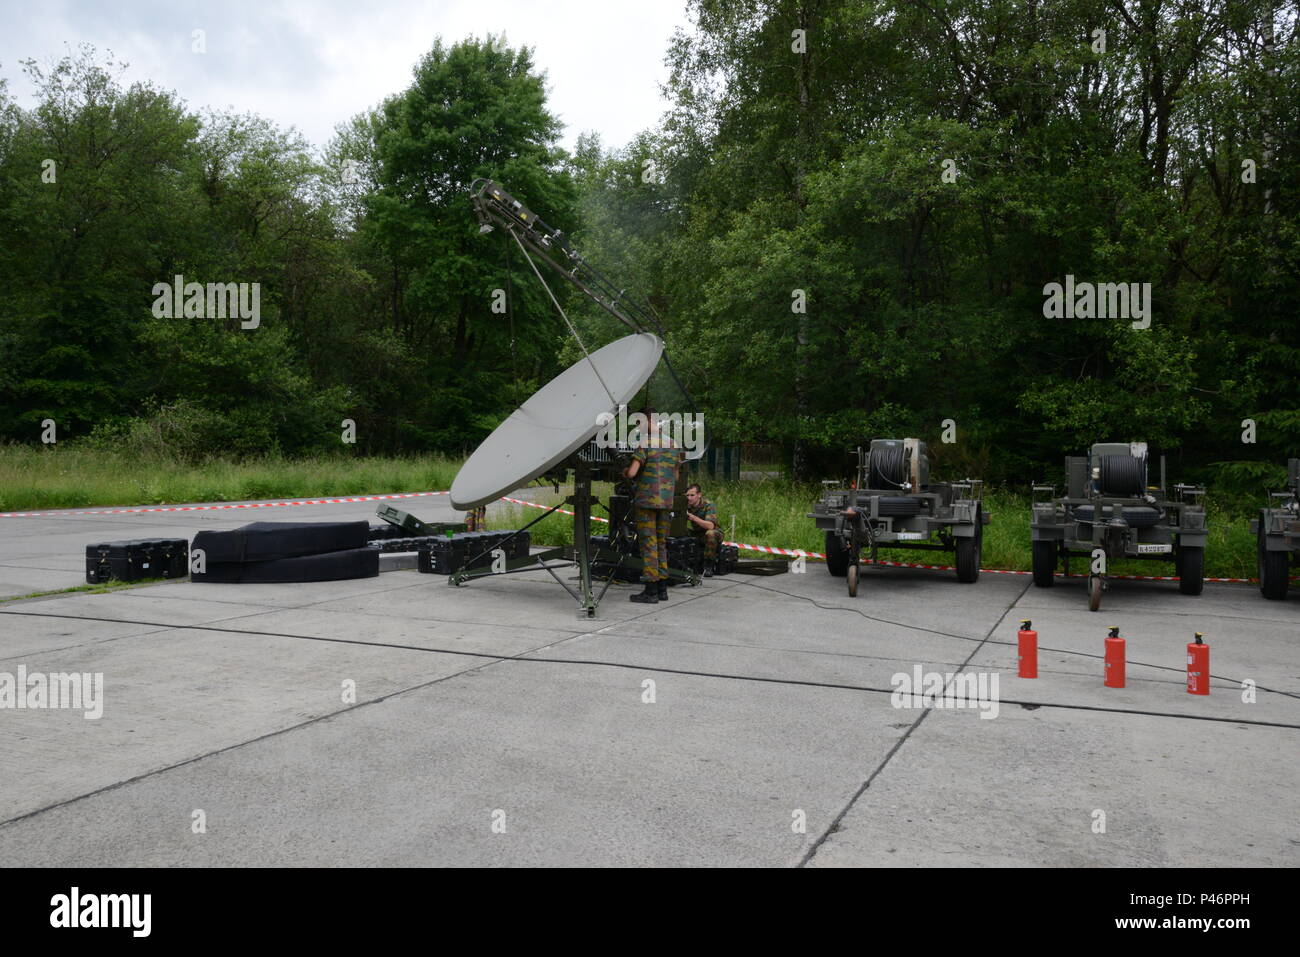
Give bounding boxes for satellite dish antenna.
[433,179,706,617]
[450,333,663,509]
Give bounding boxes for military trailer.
[809,438,989,597]
[1030,442,1207,611]
[1250,457,1299,600]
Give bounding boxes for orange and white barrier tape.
[0,490,449,519]
[4,489,1281,585]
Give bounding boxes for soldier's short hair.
[687,483,702,495]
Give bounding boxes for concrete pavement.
[0,495,1296,866]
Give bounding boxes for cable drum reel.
[861,440,929,518]
[1077,443,1161,529]
[1030,440,1207,610]
[812,436,988,594]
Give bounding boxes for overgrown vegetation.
[1,4,1296,504]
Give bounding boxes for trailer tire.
[825,531,849,577]
[1258,513,1289,600]
[954,511,982,583]
[1032,540,1057,587]
[1176,544,1204,595]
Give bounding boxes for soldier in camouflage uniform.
[624,407,684,603]
[464,505,487,532]
[685,483,722,577]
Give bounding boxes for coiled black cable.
[868,445,908,490]
[1098,454,1145,496]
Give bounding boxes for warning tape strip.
[0,490,449,518]
[3,489,1282,585]
[497,498,1270,583]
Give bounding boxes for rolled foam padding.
[191,521,370,563]
[192,546,379,583]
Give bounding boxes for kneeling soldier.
[685,483,722,577]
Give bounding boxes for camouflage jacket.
[632,443,684,510]
[687,498,718,536]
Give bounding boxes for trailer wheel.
[954,513,982,583]
[1088,575,1102,611]
[1031,540,1056,588]
[1176,545,1204,596]
[846,562,859,597]
[1258,513,1289,600]
[825,531,849,577]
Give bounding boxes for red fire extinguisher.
[1017,619,1038,678]
[1104,626,1125,688]
[1187,632,1209,695]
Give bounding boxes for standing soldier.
[685,483,722,576]
[624,406,684,603]
[464,505,487,532]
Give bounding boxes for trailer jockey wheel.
[847,562,859,597]
[1088,574,1103,612]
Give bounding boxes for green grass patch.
[0,577,171,604]
[0,443,463,511]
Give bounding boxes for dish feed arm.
[470,178,661,337]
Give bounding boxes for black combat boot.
[629,582,659,604]
[657,582,669,600]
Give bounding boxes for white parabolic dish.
[449,333,665,510]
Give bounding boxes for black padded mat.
[191,521,370,563]
[192,546,379,583]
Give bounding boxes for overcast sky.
[0,0,696,154]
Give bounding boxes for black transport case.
[86,539,189,584]
[416,530,530,574]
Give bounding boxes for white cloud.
[0,0,694,154]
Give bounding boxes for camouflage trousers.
[464,506,487,532]
[634,505,671,582]
[694,529,722,561]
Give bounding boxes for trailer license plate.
[894,532,925,540]
[1136,544,1171,554]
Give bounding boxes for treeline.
[1,2,1298,493]
[0,40,579,459]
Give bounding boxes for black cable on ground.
[1,608,1296,728]
[724,575,1300,700]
